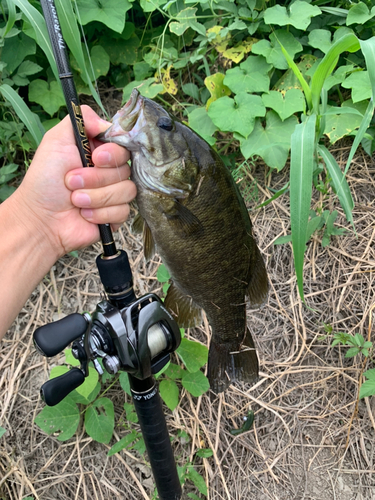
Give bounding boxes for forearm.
[0,193,60,340]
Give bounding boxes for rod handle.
[41,368,85,406]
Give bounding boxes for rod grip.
[130,379,181,500]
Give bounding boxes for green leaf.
[262,89,305,121]
[176,338,208,373]
[208,93,265,138]
[188,107,217,146]
[108,431,138,456]
[290,114,317,301]
[359,379,375,399]
[64,348,80,367]
[186,465,207,496]
[75,0,131,33]
[157,263,170,282]
[3,0,16,37]
[252,30,302,70]
[344,99,374,173]
[323,100,367,143]
[310,34,360,111]
[0,426,6,439]
[35,397,80,441]
[318,145,354,227]
[11,0,59,82]
[84,397,114,444]
[169,7,206,37]
[101,34,140,66]
[75,367,99,399]
[204,73,231,108]
[0,84,44,146]
[119,371,131,396]
[183,83,200,101]
[346,2,375,26]
[139,0,165,13]
[342,71,372,103]
[196,448,213,458]
[264,1,321,30]
[187,494,201,500]
[345,347,360,357]
[363,369,375,380]
[181,371,210,397]
[28,79,65,117]
[163,362,185,380]
[224,55,272,94]
[240,111,298,170]
[1,32,36,75]
[308,29,333,54]
[123,402,138,423]
[159,379,179,411]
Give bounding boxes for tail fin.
[207,329,259,394]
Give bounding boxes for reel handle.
[33,314,88,357]
[41,368,85,406]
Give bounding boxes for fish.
[98,88,268,393]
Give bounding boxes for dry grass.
[0,146,374,500]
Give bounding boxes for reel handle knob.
[33,313,88,357]
[41,368,85,406]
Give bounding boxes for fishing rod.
[33,2,182,499]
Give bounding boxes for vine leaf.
[84,397,114,444]
[176,338,208,373]
[34,397,80,442]
[264,0,321,30]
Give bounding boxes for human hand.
[11,106,136,258]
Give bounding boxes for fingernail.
[68,174,84,189]
[81,208,93,219]
[74,192,91,206]
[97,151,111,164]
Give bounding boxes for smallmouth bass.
[98,88,268,393]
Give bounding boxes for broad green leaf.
[308,29,333,54]
[101,34,140,66]
[323,100,367,143]
[0,426,6,439]
[122,78,163,103]
[240,111,298,170]
[188,107,217,146]
[346,2,375,25]
[107,431,138,456]
[64,348,80,367]
[0,185,16,201]
[264,1,321,30]
[28,79,65,117]
[359,37,375,104]
[310,34,360,111]
[317,145,354,228]
[181,371,210,397]
[0,84,44,145]
[196,448,213,458]
[262,89,305,121]
[323,64,356,91]
[75,0,131,33]
[342,71,372,103]
[134,62,152,81]
[12,0,59,82]
[359,379,375,399]
[177,338,208,373]
[157,263,170,282]
[163,362,185,380]
[69,381,101,405]
[169,7,206,37]
[140,0,165,13]
[204,73,231,108]
[183,83,200,101]
[1,32,36,75]
[186,465,208,496]
[252,30,302,70]
[123,402,138,423]
[159,379,179,411]
[34,397,80,441]
[344,100,374,173]
[290,114,317,301]
[224,55,272,94]
[84,397,114,444]
[363,369,375,380]
[208,93,265,138]
[119,371,131,396]
[75,367,99,399]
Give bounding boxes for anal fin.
[131,213,155,262]
[207,329,259,394]
[164,282,202,328]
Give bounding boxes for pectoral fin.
[132,213,155,261]
[163,199,204,238]
[246,245,268,309]
[164,282,202,328]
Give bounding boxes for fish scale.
[98,88,268,393]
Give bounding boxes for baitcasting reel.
[34,292,181,407]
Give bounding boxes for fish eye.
[157,116,173,131]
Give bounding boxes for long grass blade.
[310,34,360,112]
[359,37,375,103]
[277,41,312,110]
[4,0,16,36]
[290,114,317,301]
[344,99,374,175]
[318,145,354,228]
[55,0,106,114]
[10,0,59,83]
[0,84,45,146]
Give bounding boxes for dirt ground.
[0,143,374,500]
